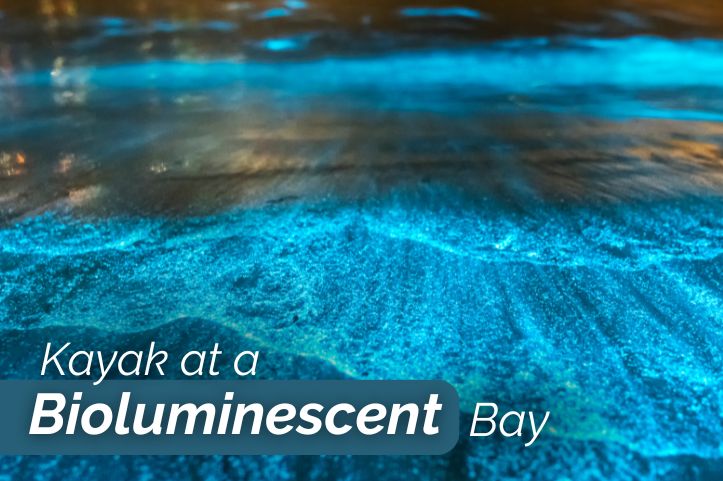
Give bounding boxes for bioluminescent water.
[0,0,721,480]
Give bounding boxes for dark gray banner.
[0,380,459,455]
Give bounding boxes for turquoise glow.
[0,5,721,478]
[9,37,723,90]
[399,7,490,20]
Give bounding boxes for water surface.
[0,1,721,480]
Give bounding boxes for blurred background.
[0,1,721,480]
[1,0,723,215]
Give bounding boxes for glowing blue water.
[1,191,721,478]
[398,7,490,20]
[7,37,723,91]
[0,7,722,480]
[3,37,723,124]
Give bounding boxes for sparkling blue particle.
[285,0,308,10]
[260,37,304,52]
[98,17,128,28]
[399,7,490,20]
[254,8,291,20]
